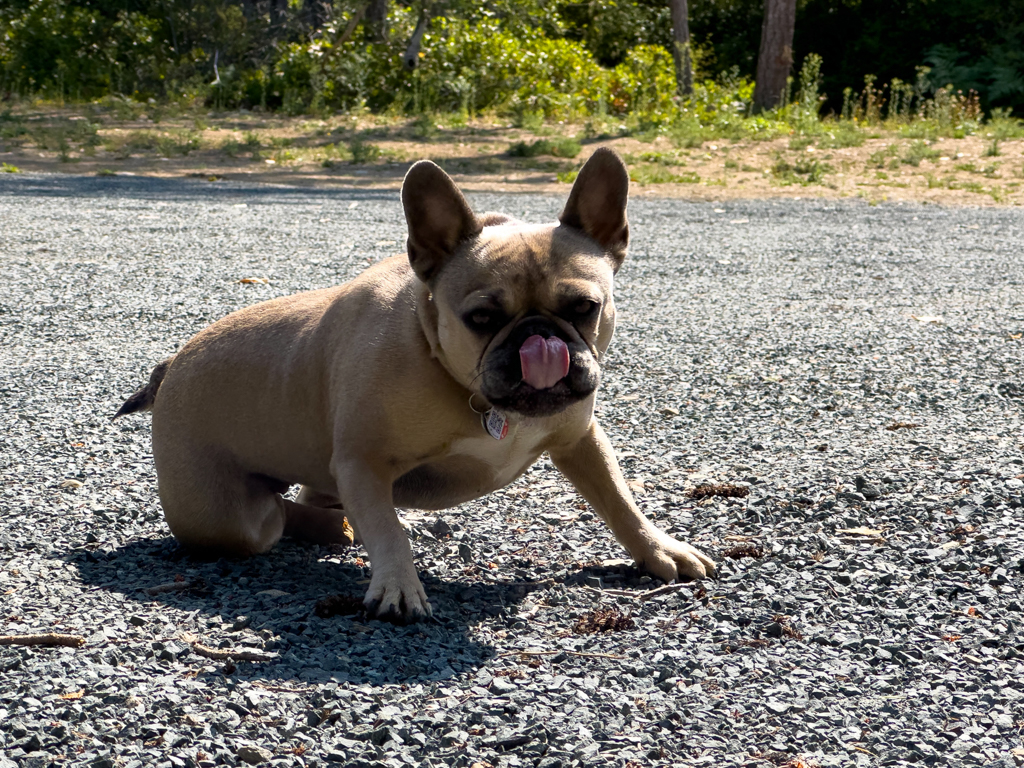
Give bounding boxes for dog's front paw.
[633,531,716,582]
[364,565,433,624]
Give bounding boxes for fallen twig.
[599,588,641,599]
[582,582,695,602]
[0,633,86,648]
[191,643,277,663]
[498,649,626,660]
[144,581,194,595]
[638,583,693,601]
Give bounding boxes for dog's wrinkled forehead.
[445,222,612,307]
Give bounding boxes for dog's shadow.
[67,536,547,686]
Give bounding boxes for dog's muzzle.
[479,316,599,417]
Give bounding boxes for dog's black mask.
[479,315,599,417]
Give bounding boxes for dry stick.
[587,587,639,600]
[568,651,626,659]
[583,582,693,602]
[190,643,277,663]
[499,649,626,660]
[0,633,86,648]
[638,583,693,601]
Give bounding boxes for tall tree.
[669,0,693,96]
[752,0,796,112]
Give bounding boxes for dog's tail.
[113,357,174,419]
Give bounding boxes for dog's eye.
[464,310,501,333]
[572,300,599,317]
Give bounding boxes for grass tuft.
[902,140,941,167]
[629,164,699,184]
[772,156,833,185]
[349,139,382,164]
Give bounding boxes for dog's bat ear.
[559,148,630,270]
[402,160,481,283]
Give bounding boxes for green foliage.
[1,0,1022,144]
[817,122,866,148]
[558,0,672,68]
[608,45,677,120]
[629,165,700,184]
[407,17,607,118]
[988,108,1024,139]
[785,53,824,132]
[0,0,253,101]
[1,162,20,172]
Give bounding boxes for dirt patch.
[2,107,1022,206]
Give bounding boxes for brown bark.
[752,0,796,112]
[669,0,693,97]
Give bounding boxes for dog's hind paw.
[363,569,433,624]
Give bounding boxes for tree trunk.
[752,0,796,112]
[669,0,692,97]
[364,0,389,43]
[403,6,430,70]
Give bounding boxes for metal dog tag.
[483,408,509,440]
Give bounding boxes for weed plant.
[349,139,381,164]
[902,140,941,166]
[628,165,700,184]
[772,156,833,185]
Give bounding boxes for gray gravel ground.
[2,173,1024,768]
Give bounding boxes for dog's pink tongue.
[519,335,570,390]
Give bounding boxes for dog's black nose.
[511,315,565,344]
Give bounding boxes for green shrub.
[508,138,582,158]
[608,45,676,120]
[772,156,832,185]
[349,138,381,163]
[817,121,866,148]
